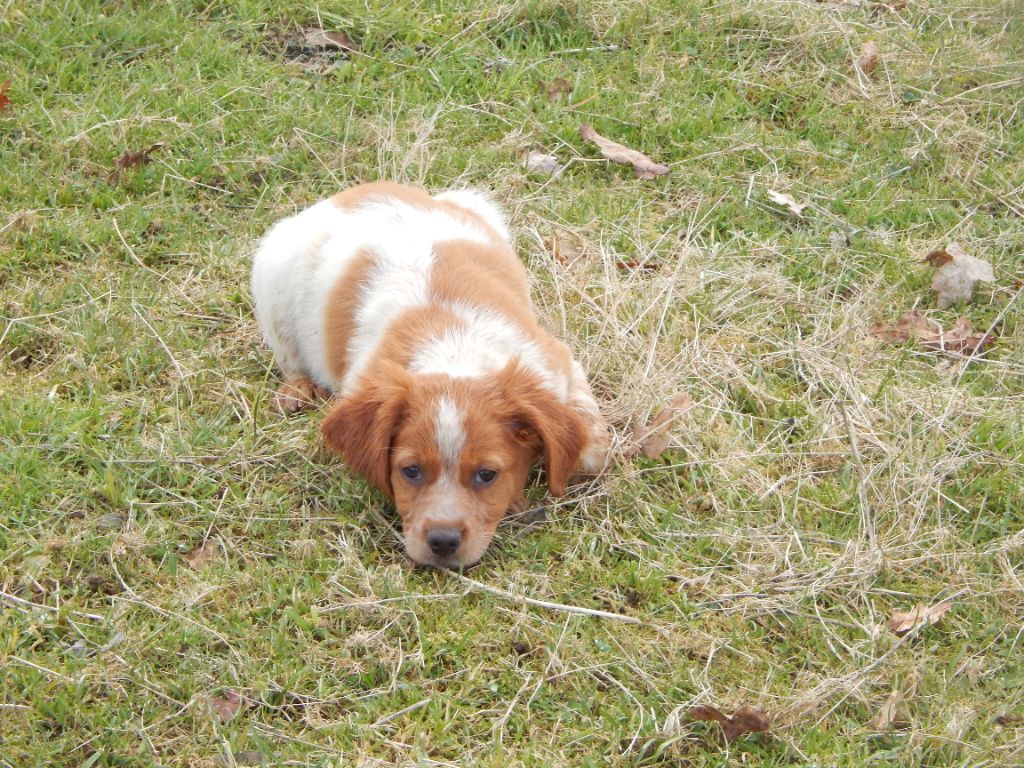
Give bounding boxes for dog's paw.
[273,377,325,415]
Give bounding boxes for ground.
[1,1,1023,766]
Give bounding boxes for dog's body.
[251,182,608,567]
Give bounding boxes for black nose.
[426,527,462,557]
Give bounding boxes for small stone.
[525,151,560,176]
[96,512,126,531]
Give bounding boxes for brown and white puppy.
[251,182,609,567]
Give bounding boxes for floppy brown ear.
[321,365,410,498]
[501,362,587,497]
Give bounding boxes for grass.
[1,0,1023,765]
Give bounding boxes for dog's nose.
[426,527,462,557]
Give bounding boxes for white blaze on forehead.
[435,395,467,466]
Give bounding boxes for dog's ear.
[500,361,587,497]
[321,364,410,497]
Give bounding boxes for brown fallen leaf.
[182,538,219,570]
[627,394,692,460]
[888,600,953,635]
[924,242,995,308]
[203,690,244,723]
[544,231,585,268]
[579,124,670,180]
[868,311,994,356]
[689,704,771,743]
[545,232,584,266]
[302,28,358,52]
[857,41,880,76]
[869,1,907,12]
[867,690,910,730]
[116,142,165,171]
[0,80,11,112]
[995,713,1024,727]
[109,142,165,184]
[543,78,573,102]
[616,260,659,273]
[767,189,807,216]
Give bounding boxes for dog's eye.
[475,469,498,485]
[401,465,422,481]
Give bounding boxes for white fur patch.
[434,395,466,466]
[410,301,567,398]
[251,195,496,396]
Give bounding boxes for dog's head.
[321,361,587,568]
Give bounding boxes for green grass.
[2,0,1023,765]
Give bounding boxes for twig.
[112,218,166,280]
[9,656,80,684]
[450,572,642,625]
[371,698,430,727]
[0,589,105,621]
[550,44,619,55]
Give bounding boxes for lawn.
[1,1,1023,766]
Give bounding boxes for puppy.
[251,182,609,567]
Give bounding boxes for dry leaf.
[204,690,244,723]
[302,28,357,51]
[868,311,994,356]
[543,78,573,102]
[0,80,11,113]
[924,242,995,308]
[689,704,771,743]
[525,150,560,176]
[888,600,953,635]
[616,260,658,273]
[579,124,670,180]
[115,142,165,171]
[545,232,584,266]
[627,394,692,459]
[182,539,219,570]
[867,690,910,730]
[857,41,880,76]
[869,1,907,12]
[868,311,937,343]
[109,142,165,184]
[767,189,807,216]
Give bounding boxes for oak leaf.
[888,600,953,635]
[689,704,771,743]
[579,124,669,179]
[0,80,10,112]
[924,242,995,308]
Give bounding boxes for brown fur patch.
[330,181,436,211]
[324,248,377,385]
[321,362,411,497]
